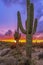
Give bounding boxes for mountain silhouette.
[5,30,13,36]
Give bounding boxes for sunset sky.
[0,0,43,34]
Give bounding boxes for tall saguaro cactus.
[17,0,38,65]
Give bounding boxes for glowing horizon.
[1,39,43,44]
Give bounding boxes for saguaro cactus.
[14,13,21,44]
[17,0,38,65]
[14,31,21,43]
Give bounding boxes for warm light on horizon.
[0,39,43,44]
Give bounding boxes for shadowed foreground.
[0,42,43,65]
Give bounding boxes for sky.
[0,0,43,34]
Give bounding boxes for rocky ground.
[0,42,43,65]
[32,47,43,65]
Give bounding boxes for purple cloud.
[0,0,43,33]
[2,0,26,6]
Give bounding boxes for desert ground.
[0,42,43,65]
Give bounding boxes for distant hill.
[0,32,43,41]
[5,30,13,36]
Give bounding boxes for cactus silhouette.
[14,31,21,43]
[14,14,21,45]
[17,0,38,65]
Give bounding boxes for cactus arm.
[33,18,38,34]
[17,11,26,34]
